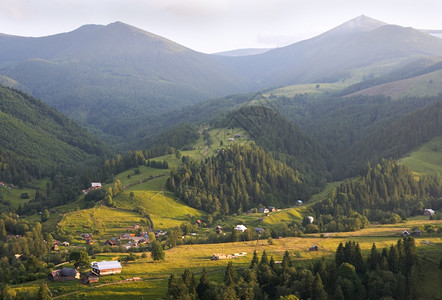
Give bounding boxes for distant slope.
[214,48,273,56]
[347,69,442,99]
[0,22,255,141]
[345,97,442,173]
[399,136,442,177]
[0,85,110,178]
[217,15,442,86]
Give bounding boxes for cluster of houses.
[247,206,278,214]
[0,182,14,189]
[49,260,123,284]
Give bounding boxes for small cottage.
[255,227,265,234]
[424,209,435,216]
[104,240,118,247]
[49,268,80,282]
[215,226,223,234]
[402,230,410,237]
[411,230,422,236]
[235,225,247,232]
[309,245,319,252]
[267,206,276,212]
[91,261,122,276]
[307,216,314,224]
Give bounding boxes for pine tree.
[224,261,238,286]
[37,283,51,300]
[282,250,292,269]
[312,273,327,300]
[335,242,345,266]
[196,268,210,299]
[250,250,259,269]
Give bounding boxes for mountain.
[214,48,273,56]
[0,85,110,180]
[1,16,442,147]
[0,22,256,141]
[217,15,442,86]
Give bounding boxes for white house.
[424,209,435,216]
[235,225,247,232]
[91,261,122,276]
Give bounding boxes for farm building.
[235,225,247,232]
[402,230,410,237]
[91,261,123,276]
[255,227,265,234]
[267,206,276,212]
[215,226,223,234]
[104,240,118,247]
[309,245,319,252]
[211,253,233,260]
[424,209,435,216]
[411,230,422,236]
[85,272,99,284]
[48,268,80,282]
[307,216,314,224]
[228,137,235,141]
[297,200,303,206]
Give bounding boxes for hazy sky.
[1,0,441,53]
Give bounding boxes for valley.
[0,14,442,299]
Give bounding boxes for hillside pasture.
[113,190,202,229]
[399,136,442,177]
[58,206,144,241]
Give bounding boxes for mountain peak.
[326,15,387,36]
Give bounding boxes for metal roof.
[92,260,122,270]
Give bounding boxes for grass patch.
[399,136,442,177]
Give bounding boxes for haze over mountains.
[0,15,442,145]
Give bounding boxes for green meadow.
[399,136,442,177]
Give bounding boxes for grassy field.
[14,217,440,299]
[399,136,442,177]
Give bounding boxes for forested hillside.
[225,106,333,188]
[269,93,442,178]
[313,160,442,231]
[0,86,110,182]
[167,143,309,214]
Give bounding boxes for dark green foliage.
[69,250,90,269]
[168,238,420,299]
[313,159,442,231]
[0,86,110,182]
[151,241,165,261]
[168,143,308,214]
[226,105,332,190]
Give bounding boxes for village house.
[307,216,314,224]
[119,233,135,240]
[155,229,167,237]
[48,268,80,282]
[235,224,247,232]
[411,229,422,236]
[86,238,94,245]
[91,261,123,276]
[255,227,265,234]
[258,207,269,214]
[62,241,70,247]
[424,208,435,216]
[297,200,303,206]
[234,134,242,138]
[81,233,92,240]
[215,226,223,234]
[139,231,149,238]
[196,220,202,227]
[104,240,118,247]
[402,230,410,237]
[86,272,99,284]
[82,182,102,195]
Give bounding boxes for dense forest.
[166,238,419,300]
[271,94,442,178]
[311,160,442,232]
[167,143,309,214]
[0,86,110,184]
[224,106,333,189]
